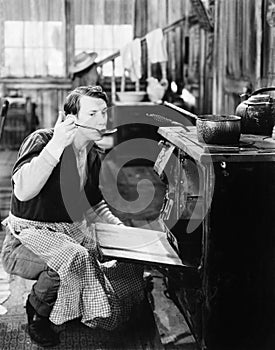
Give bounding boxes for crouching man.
[1,86,145,347]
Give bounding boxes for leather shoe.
[26,298,60,347]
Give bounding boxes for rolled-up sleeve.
[12,129,59,201]
[13,147,59,201]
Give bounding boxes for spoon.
[75,123,117,136]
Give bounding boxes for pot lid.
[248,94,271,103]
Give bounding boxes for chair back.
[0,99,10,142]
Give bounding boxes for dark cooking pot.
[235,86,275,135]
[196,115,241,145]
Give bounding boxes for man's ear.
[65,114,77,123]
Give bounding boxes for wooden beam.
[254,0,262,87]
[111,59,116,103]
[190,0,214,32]
[0,78,72,90]
[64,0,74,77]
[0,0,4,77]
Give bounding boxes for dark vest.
[11,129,103,223]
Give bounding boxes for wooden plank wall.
[0,0,214,131]
[134,0,212,114]
[213,0,274,115]
[262,0,275,87]
[146,0,190,86]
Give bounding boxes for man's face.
[76,95,108,141]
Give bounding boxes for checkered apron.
[4,214,145,330]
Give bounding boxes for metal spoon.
[145,112,190,132]
[75,123,117,136]
[163,101,198,120]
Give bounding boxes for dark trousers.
[1,227,60,317]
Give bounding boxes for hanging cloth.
[145,28,168,63]
[120,38,141,82]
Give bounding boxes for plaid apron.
[3,214,145,330]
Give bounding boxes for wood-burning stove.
[154,126,275,350]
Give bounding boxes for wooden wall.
[134,0,194,86]
[212,0,275,115]
[0,0,215,129]
[1,0,273,127]
[134,0,190,37]
[133,0,213,114]
[0,79,72,128]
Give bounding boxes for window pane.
[24,22,43,47]
[93,25,105,48]
[47,49,64,76]
[97,25,113,48]
[5,21,24,47]
[24,48,45,76]
[44,22,63,49]
[113,25,133,47]
[4,48,24,76]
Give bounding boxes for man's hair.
[64,85,108,116]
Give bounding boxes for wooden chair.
[0,98,9,143]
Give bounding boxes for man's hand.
[51,111,77,150]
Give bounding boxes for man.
[1,86,145,347]
[71,51,99,89]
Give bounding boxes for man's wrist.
[46,139,64,161]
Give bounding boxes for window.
[75,24,133,76]
[0,0,65,78]
[3,21,65,77]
